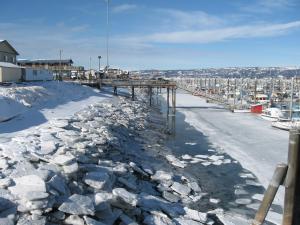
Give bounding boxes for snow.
[0,62,21,68]
[0,96,26,122]
[167,91,288,224]
[0,81,111,135]
[174,93,288,186]
[0,82,282,224]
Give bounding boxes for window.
[4,55,8,62]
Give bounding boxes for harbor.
[1,0,300,225]
[174,77,300,131]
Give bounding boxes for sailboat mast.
[290,77,294,119]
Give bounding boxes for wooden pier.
[76,78,177,114]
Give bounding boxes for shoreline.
[0,85,229,225]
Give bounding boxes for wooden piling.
[252,163,288,225]
[149,87,152,106]
[214,78,217,94]
[172,88,176,114]
[254,78,257,104]
[283,128,300,225]
[227,78,230,101]
[234,78,237,106]
[131,86,134,100]
[167,87,170,115]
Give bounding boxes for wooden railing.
[253,128,300,225]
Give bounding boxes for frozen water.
[58,194,95,215]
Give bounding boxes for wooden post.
[149,87,152,106]
[167,87,170,115]
[234,78,237,107]
[172,88,176,114]
[214,78,217,94]
[283,128,300,225]
[240,78,243,105]
[227,78,230,101]
[252,163,288,225]
[254,78,257,104]
[132,86,134,100]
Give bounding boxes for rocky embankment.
[0,96,223,225]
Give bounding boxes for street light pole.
[98,56,101,71]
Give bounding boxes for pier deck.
[74,78,177,114]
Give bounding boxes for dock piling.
[149,86,152,106]
[167,87,170,115]
[252,164,288,225]
[282,129,300,225]
[252,128,300,225]
[132,86,134,100]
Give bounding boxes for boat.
[233,109,251,113]
[271,120,300,131]
[260,108,286,122]
[251,104,263,113]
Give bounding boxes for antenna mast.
[106,0,110,69]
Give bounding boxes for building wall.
[0,52,16,64]
[0,43,17,64]
[19,63,73,77]
[0,67,22,82]
[23,68,53,81]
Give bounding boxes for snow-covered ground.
[0,81,111,136]
[0,82,233,225]
[166,91,289,224]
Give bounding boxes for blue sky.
[0,0,300,70]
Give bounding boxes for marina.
[1,0,300,224]
[174,77,300,131]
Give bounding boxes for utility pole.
[106,0,110,70]
[89,56,92,81]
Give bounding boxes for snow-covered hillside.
[0,82,111,134]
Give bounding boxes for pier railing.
[253,128,300,225]
[71,78,177,113]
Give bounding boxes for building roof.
[0,62,21,68]
[17,59,73,64]
[0,40,19,55]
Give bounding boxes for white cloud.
[142,20,300,44]
[112,4,137,13]
[242,0,295,13]
[156,9,223,29]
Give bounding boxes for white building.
[0,62,22,82]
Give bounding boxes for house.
[18,59,74,77]
[0,40,19,64]
[0,62,22,82]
